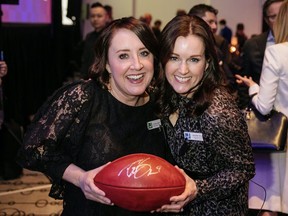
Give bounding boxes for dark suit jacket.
[242,31,269,84]
[237,31,269,109]
[214,34,231,65]
[80,30,102,79]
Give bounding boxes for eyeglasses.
[265,14,277,21]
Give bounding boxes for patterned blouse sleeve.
[17,80,95,191]
[194,90,255,202]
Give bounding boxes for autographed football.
[93,153,185,212]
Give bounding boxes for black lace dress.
[162,89,255,216]
[17,80,173,216]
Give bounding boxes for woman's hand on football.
[154,166,197,213]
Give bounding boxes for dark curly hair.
[157,15,227,118]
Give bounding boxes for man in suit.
[239,0,284,108]
[189,4,231,67]
[0,60,8,129]
[188,4,236,91]
[242,0,284,83]
[219,19,232,44]
[80,2,109,79]
[0,60,23,180]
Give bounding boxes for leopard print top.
[162,88,255,216]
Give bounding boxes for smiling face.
[106,29,154,105]
[165,35,208,98]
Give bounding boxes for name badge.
[147,119,161,130]
[184,132,203,141]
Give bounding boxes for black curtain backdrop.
[2,25,55,125]
[0,0,19,4]
[1,0,82,127]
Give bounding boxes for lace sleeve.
[17,80,95,189]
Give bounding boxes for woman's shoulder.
[264,42,288,71]
[203,88,245,129]
[52,79,97,101]
[266,42,288,53]
[212,88,235,104]
[207,88,238,115]
[38,79,99,113]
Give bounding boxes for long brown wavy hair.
[157,15,228,118]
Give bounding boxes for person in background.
[0,60,8,87]
[140,13,153,28]
[155,14,255,215]
[17,17,173,216]
[0,60,7,129]
[239,0,284,108]
[1,60,8,178]
[176,9,187,16]
[80,2,109,79]
[219,19,232,44]
[0,59,23,180]
[242,0,283,83]
[152,19,162,40]
[104,5,113,24]
[235,23,248,53]
[235,1,288,215]
[188,4,236,92]
[189,4,231,67]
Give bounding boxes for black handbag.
[244,106,288,151]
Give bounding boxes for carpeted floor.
[1,170,287,216]
[0,169,63,215]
